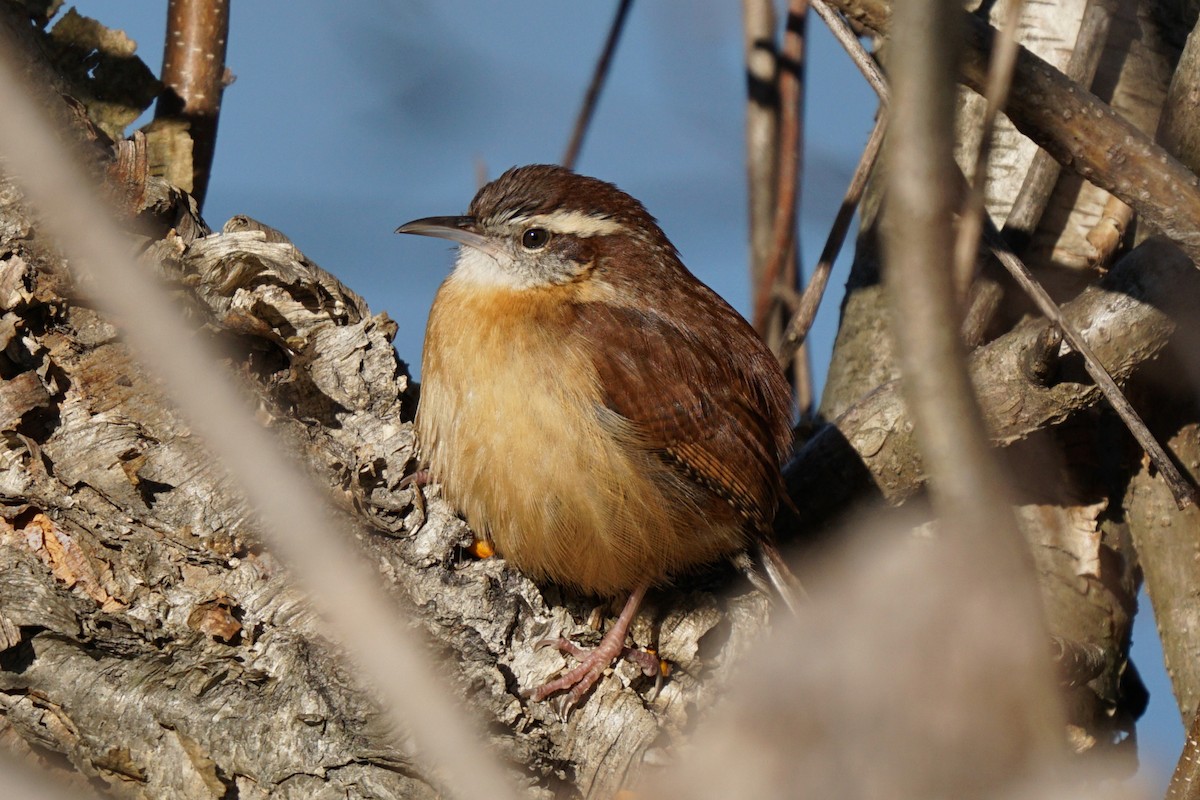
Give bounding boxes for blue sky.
[69,1,1181,790]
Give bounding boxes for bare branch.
[787,237,1196,535]
[962,0,1118,345]
[811,0,888,102]
[752,0,807,336]
[883,0,1018,541]
[561,0,634,171]
[981,219,1195,507]
[778,113,885,362]
[743,0,780,296]
[1001,0,1117,249]
[1167,701,1200,800]
[1159,14,1200,177]
[154,0,231,210]
[1130,423,1200,732]
[824,0,1200,264]
[952,0,1025,298]
[772,0,890,365]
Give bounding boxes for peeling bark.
[0,107,776,800]
[2,0,1197,795]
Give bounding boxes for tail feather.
[733,540,805,614]
[757,538,804,614]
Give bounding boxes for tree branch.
[1000,0,1117,250]
[981,219,1195,507]
[883,0,1018,540]
[752,0,807,337]
[1167,700,1200,800]
[786,237,1199,531]
[778,113,884,362]
[154,0,231,210]
[743,0,780,300]
[823,0,1200,264]
[562,0,633,171]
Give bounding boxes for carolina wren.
[397,165,793,709]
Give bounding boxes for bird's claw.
[526,635,666,714]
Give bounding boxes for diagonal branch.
[562,0,634,171]
[774,0,888,363]
[778,113,885,362]
[811,0,888,101]
[785,237,1199,532]
[980,218,1196,507]
[823,0,1200,265]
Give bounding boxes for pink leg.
[528,583,655,709]
[397,468,430,519]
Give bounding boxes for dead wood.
[0,2,1192,795]
[0,92,776,800]
[825,0,1200,265]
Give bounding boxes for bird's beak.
[395,216,503,259]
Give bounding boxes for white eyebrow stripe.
[510,210,626,237]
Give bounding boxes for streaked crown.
[397,164,680,290]
[469,165,667,244]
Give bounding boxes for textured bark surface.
[4,0,1200,795]
[813,0,1193,770]
[0,148,783,797]
[0,9,777,798]
[1128,422,1200,728]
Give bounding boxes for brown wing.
[573,287,793,532]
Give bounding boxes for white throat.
[451,244,539,290]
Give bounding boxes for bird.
[396,164,794,711]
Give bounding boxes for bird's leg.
[397,468,430,522]
[528,582,655,709]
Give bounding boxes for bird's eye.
[521,228,551,250]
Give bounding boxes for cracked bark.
[0,0,1195,795]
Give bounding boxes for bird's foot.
[525,584,653,715]
[528,632,659,714]
[396,468,430,524]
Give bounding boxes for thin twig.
[778,112,886,363]
[155,0,231,210]
[981,218,1196,508]
[752,0,808,336]
[811,0,889,103]
[952,0,1026,299]
[562,0,634,171]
